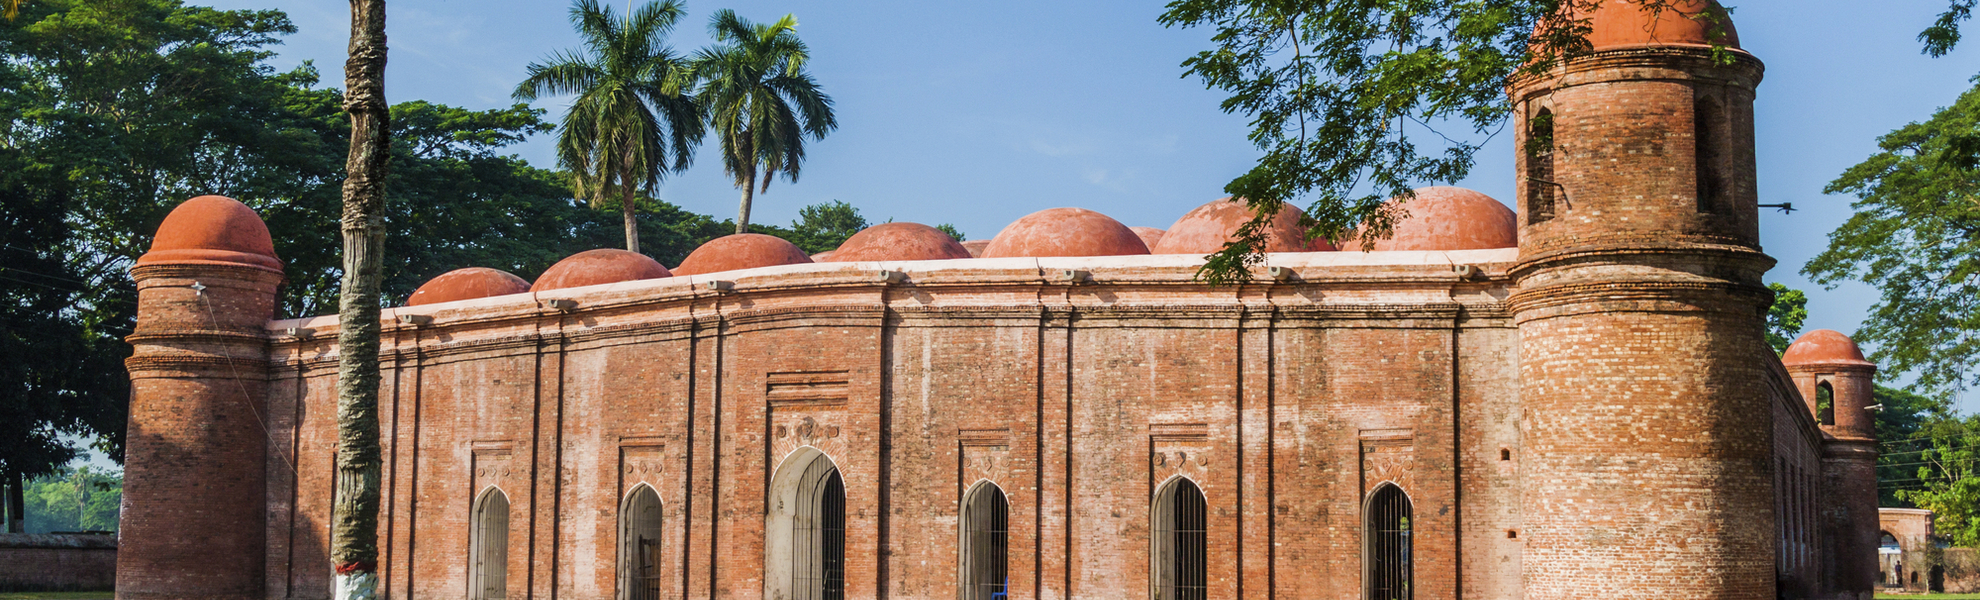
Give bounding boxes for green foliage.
[694,9,837,231]
[1924,0,1977,57]
[1877,384,1955,507]
[1807,79,1980,396]
[1766,283,1809,354]
[786,200,866,254]
[22,466,120,533]
[935,224,966,242]
[1896,412,1980,546]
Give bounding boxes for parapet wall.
[0,533,117,592]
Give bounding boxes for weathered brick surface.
[0,534,116,591]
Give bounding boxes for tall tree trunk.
[623,175,640,253]
[332,1,388,599]
[3,470,22,533]
[734,183,754,235]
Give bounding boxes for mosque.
[114,1,1885,599]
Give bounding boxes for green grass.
[0,593,114,599]
[1876,594,1980,599]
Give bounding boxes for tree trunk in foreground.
[623,178,640,253]
[3,470,22,533]
[734,172,755,235]
[332,0,388,598]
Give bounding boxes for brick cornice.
[1507,279,1771,321]
[130,261,285,285]
[1511,45,1765,103]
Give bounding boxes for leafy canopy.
[1765,283,1808,355]
[694,9,836,231]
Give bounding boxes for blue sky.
[179,0,1980,407]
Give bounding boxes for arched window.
[1817,382,1835,426]
[766,448,846,600]
[959,482,1009,600]
[620,485,664,600]
[470,487,511,600]
[1525,108,1557,223]
[1151,477,1207,600]
[1695,97,1724,213]
[1365,484,1413,600]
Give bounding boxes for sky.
[160,0,1980,410]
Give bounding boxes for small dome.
[1568,0,1740,51]
[811,251,836,262]
[1129,227,1167,250]
[407,268,531,306]
[1782,330,1874,368]
[824,222,971,262]
[1153,198,1332,254]
[1350,187,1517,251]
[138,195,282,271]
[530,249,672,292]
[672,233,813,276]
[960,240,991,258]
[981,208,1149,258]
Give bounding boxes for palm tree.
[332,0,389,598]
[694,9,837,234]
[515,0,703,254]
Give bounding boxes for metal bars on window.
[792,458,846,600]
[960,483,1009,600]
[470,488,510,600]
[620,486,664,600]
[1366,484,1413,600]
[1152,478,1207,600]
[1527,108,1557,222]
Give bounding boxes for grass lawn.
[0,593,114,599]
[1876,594,1980,599]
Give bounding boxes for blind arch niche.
[766,447,846,600]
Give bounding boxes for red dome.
[672,233,813,276]
[530,249,672,292]
[138,195,282,271]
[1569,0,1739,51]
[823,222,971,262]
[961,240,991,258]
[1782,330,1873,368]
[1152,198,1332,254]
[407,268,530,306]
[1351,187,1517,251]
[811,251,836,262]
[981,208,1149,258]
[1129,227,1167,250]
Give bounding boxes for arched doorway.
[1151,477,1207,600]
[1365,483,1412,600]
[959,481,1009,600]
[766,448,846,600]
[620,485,664,600]
[470,487,511,600]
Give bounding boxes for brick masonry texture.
[118,39,1882,600]
[0,534,117,591]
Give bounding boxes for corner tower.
[1508,1,1777,598]
[1783,330,1880,597]
[119,196,283,600]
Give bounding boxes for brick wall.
[0,533,116,591]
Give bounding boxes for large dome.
[407,268,531,306]
[1782,330,1873,368]
[823,222,971,262]
[1351,187,1517,251]
[672,233,813,276]
[531,249,672,292]
[1152,198,1331,254]
[980,208,1149,258]
[137,195,283,271]
[1565,0,1739,51]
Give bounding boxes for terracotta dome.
[980,208,1150,258]
[1782,330,1874,368]
[961,240,991,258]
[137,195,282,271]
[1152,198,1333,255]
[1129,227,1167,250]
[1567,0,1739,51]
[530,249,672,292]
[672,233,813,276]
[1349,187,1517,251]
[811,251,836,262]
[407,268,531,306]
[823,222,970,263]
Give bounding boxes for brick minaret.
[119,196,283,600]
[1784,330,1879,599]
[1508,1,1777,598]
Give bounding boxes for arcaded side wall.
[257,251,1525,600]
[1772,363,1826,597]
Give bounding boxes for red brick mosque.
[114,1,1886,599]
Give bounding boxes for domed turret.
[1569,0,1739,51]
[980,208,1149,258]
[1152,198,1328,254]
[672,233,813,276]
[1129,227,1167,250]
[407,268,531,306]
[1782,329,1874,368]
[822,222,971,262]
[1351,187,1516,251]
[137,195,283,271]
[530,249,672,292]
[960,240,991,258]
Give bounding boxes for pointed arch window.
[1365,484,1413,600]
[767,449,846,600]
[620,485,664,600]
[1695,97,1725,213]
[1152,477,1207,600]
[959,482,1009,600]
[1526,108,1557,222]
[470,488,511,600]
